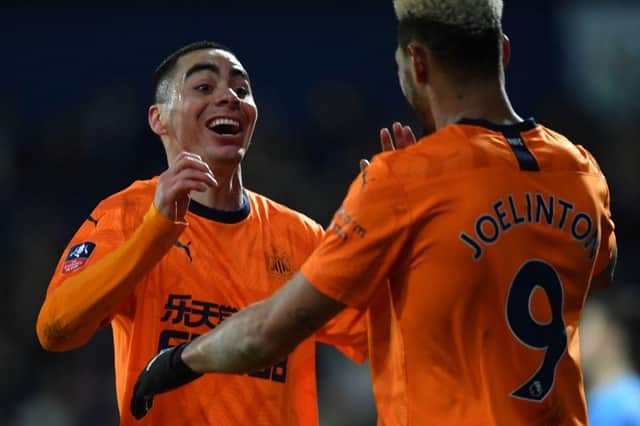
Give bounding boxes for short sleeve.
[580,148,616,279]
[316,306,368,363]
[301,156,412,310]
[593,179,616,279]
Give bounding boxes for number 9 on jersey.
[506,259,568,402]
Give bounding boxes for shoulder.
[365,128,457,182]
[342,152,411,215]
[245,190,324,235]
[93,177,157,216]
[538,125,582,155]
[538,125,607,176]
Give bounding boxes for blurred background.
[1,0,639,425]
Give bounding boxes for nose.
[215,85,240,107]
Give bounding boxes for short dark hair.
[397,18,502,80]
[152,40,235,104]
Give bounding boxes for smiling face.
[150,48,258,167]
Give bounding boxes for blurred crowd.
[2,2,639,425]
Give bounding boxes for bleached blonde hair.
[394,0,503,32]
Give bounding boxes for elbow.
[241,331,295,371]
[36,320,65,352]
[240,307,308,368]
[36,309,85,352]
[237,333,272,369]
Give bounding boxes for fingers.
[372,122,417,175]
[130,377,154,420]
[168,152,217,189]
[131,394,153,420]
[380,122,417,152]
[154,152,219,220]
[131,395,153,420]
[162,164,217,203]
[172,152,217,186]
[174,168,217,190]
[397,124,417,149]
[170,178,210,195]
[359,159,370,173]
[380,128,395,152]
[392,122,403,147]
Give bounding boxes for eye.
[195,84,213,94]
[234,86,249,98]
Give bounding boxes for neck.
[427,74,522,130]
[190,164,244,211]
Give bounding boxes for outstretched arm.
[185,272,344,373]
[130,272,344,419]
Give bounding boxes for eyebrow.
[184,63,250,83]
[185,63,219,80]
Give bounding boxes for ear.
[407,43,429,84]
[148,104,168,136]
[501,34,511,69]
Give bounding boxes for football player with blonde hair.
[132,3,616,425]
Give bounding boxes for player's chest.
[146,223,301,307]
[136,222,310,374]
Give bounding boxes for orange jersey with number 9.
[302,119,616,426]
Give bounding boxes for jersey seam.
[389,167,604,189]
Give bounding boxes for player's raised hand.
[154,152,217,221]
[359,122,417,173]
[380,121,417,152]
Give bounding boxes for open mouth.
[206,117,241,136]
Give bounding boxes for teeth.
[207,118,240,129]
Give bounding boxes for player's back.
[372,118,613,425]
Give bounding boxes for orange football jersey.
[302,118,616,426]
[41,178,367,426]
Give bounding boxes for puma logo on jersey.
[175,240,192,262]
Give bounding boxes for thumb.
[359,159,370,173]
[175,194,191,222]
